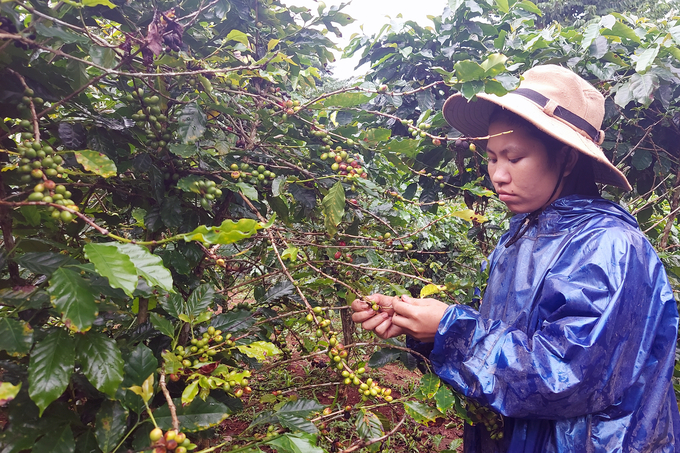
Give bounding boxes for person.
[352,65,680,452]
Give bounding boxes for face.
[486,119,564,214]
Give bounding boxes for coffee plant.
[2,0,680,452]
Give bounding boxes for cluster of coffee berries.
[148,428,195,453]
[15,139,65,183]
[466,399,504,440]
[127,88,171,150]
[229,163,276,187]
[27,181,77,222]
[454,137,477,152]
[320,148,367,181]
[279,99,301,121]
[16,87,44,117]
[337,363,393,402]
[190,179,222,209]
[332,241,353,263]
[310,124,335,152]
[405,120,433,139]
[173,326,231,369]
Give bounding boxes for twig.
[337,413,408,453]
[159,369,180,431]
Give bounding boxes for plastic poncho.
[430,195,680,452]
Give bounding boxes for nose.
[490,162,511,187]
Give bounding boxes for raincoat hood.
[429,195,680,452]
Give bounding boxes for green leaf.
[237,181,259,200]
[182,380,200,405]
[74,150,117,178]
[632,150,653,170]
[183,218,266,245]
[495,0,509,13]
[48,268,98,332]
[186,284,215,319]
[384,138,422,159]
[515,0,542,15]
[150,312,175,338]
[448,0,465,14]
[484,80,508,96]
[0,381,21,405]
[581,23,600,50]
[89,46,116,68]
[33,424,75,453]
[159,293,186,319]
[277,414,318,434]
[161,350,183,374]
[454,60,485,81]
[84,243,138,296]
[480,53,507,77]
[434,385,456,413]
[112,243,173,293]
[361,128,392,146]
[367,348,400,368]
[403,401,442,426]
[321,92,374,108]
[356,410,384,441]
[601,19,640,43]
[34,22,89,44]
[0,317,33,356]
[94,400,128,453]
[420,284,443,298]
[211,310,255,333]
[83,0,117,7]
[168,143,197,158]
[75,430,102,453]
[265,433,325,453]
[236,341,281,361]
[178,102,206,144]
[128,374,154,403]
[629,72,658,107]
[75,332,124,397]
[321,181,345,236]
[28,329,75,415]
[155,397,229,432]
[635,45,659,74]
[418,373,441,399]
[15,252,77,276]
[124,344,158,387]
[226,29,250,47]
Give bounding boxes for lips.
[497,191,515,202]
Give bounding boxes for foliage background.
[2,0,680,452]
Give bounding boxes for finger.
[366,294,398,307]
[360,311,391,332]
[351,299,370,312]
[392,298,419,317]
[352,309,377,323]
[374,319,405,339]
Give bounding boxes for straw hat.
[442,64,632,191]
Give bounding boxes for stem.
[159,369,180,431]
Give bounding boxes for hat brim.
[442,92,632,191]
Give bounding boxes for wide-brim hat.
[442,64,632,191]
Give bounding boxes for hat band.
[513,88,603,144]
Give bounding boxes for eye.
[509,157,522,163]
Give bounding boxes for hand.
[390,295,450,342]
[351,294,405,339]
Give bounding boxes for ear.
[561,147,579,177]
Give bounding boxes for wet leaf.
[74,150,117,178]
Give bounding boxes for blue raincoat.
[429,195,680,452]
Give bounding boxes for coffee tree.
[2,0,680,452]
